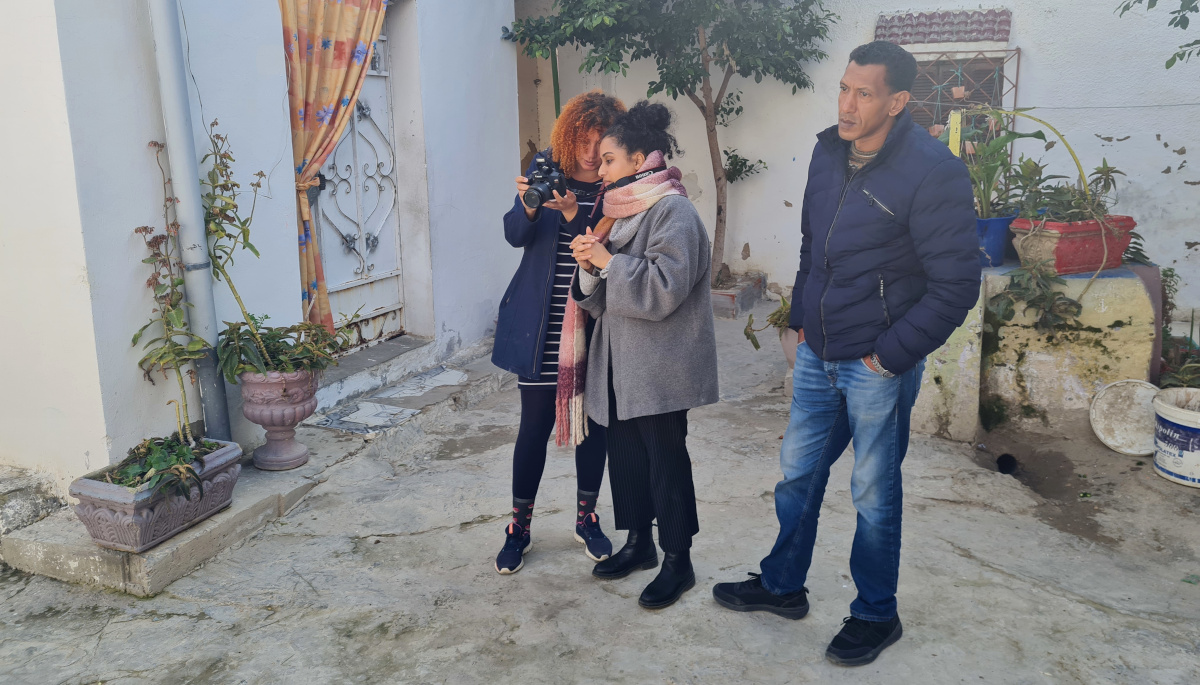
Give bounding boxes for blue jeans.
[759,341,924,621]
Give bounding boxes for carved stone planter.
[69,440,243,552]
[240,370,318,471]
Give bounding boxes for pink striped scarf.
[555,151,687,446]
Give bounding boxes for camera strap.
[610,166,667,189]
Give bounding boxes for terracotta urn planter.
[240,370,318,470]
[1010,215,1137,276]
[69,440,243,552]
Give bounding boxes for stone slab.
[0,466,313,597]
[911,282,984,442]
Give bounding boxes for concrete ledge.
[912,282,984,442]
[712,272,765,319]
[0,466,316,596]
[316,335,438,411]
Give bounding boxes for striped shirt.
[519,180,603,387]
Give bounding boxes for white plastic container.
[1152,388,1200,488]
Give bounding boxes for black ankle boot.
[592,528,657,579]
[638,550,696,609]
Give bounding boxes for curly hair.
[550,90,626,175]
[602,101,681,160]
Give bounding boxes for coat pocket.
[862,187,896,218]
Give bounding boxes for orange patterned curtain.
[280,0,388,331]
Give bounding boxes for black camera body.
[523,154,567,209]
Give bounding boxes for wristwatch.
[870,353,895,378]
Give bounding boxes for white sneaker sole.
[495,540,532,575]
[574,532,611,562]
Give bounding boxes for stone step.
[1,348,513,595]
[0,466,63,566]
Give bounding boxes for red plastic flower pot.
[1010,215,1137,276]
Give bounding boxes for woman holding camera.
[570,101,719,609]
[492,91,626,575]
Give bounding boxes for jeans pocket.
[861,357,892,378]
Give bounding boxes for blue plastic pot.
[977,214,1017,267]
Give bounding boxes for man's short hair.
[848,41,917,94]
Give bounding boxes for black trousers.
[512,384,607,500]
[606,376,699,553]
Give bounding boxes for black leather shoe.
[592,528,657,579]
[638,551,696,609]
[712,572,809,619]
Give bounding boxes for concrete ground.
[2,303,1199,685]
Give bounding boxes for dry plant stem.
[214,261,273,369]
[979,107,1092,201]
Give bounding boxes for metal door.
[313,31,404,351]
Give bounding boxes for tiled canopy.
[875,9,1012,45]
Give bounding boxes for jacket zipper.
[819,169,859,358]
[862,188,895,217]
[879,274,891,327]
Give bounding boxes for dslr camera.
[523,154,567,209]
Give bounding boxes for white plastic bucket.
[1152,388,1200,488]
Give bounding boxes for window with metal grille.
[907,50,1020,133]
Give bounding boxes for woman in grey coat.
[570,101,719,609]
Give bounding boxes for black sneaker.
[825,616,903,666]
[712,572,809,620]
[494,522,531,575]
[574,513,613,562]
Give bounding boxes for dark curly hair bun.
[604,100,682,159]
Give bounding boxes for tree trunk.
[690,27,734,288]
[705,110,728,287]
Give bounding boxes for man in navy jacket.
[713,42,981,666]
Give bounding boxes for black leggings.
[512,384,607,500]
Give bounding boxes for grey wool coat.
[571,194,719,426]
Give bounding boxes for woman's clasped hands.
[570,227,612,272]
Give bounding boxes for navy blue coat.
[492,157,602,379]
[790,110,981,375]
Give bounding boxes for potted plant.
[744,297,796,366]
[70,142,243,552]
[1008,156,1136,276]
[217,317,348,470]
[938,114,1048,267]
[202,124,350,471]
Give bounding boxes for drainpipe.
[147,0,231,441]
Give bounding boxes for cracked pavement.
[2,304,1199,684]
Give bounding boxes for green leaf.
[167,308,185,329]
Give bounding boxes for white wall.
[0,2,112,493]
[0,0,307,487]
[416,0,522,354]
[178,0,302,446]
[556,2,1200,312]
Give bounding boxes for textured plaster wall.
[0,2,112,494]
[416,0,522,356]
[551,1,1200,311]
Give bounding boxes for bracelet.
[870,353,895,378]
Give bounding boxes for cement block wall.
[980,267,1157,431]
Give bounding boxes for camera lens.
[523,184,548,209]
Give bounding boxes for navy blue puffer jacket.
[789,110,981,375]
